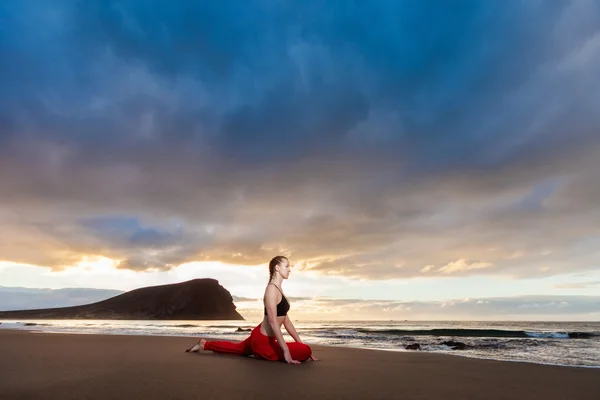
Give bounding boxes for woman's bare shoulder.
[264,284,280,300]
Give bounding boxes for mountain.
[0,279,244,320]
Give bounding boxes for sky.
[1,1,599,321]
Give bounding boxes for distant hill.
[0,286,124,311]
[0,279,244,320]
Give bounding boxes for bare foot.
[185,338,206,353]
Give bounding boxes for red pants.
[203,324,312,362]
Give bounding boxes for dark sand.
[0,330,598,399]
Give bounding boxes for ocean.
[2,319,599,368]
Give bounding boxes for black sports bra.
[264,283,290,317]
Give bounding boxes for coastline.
[1,329,598,400]
[3,321,600,369]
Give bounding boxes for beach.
[1,330,598,399]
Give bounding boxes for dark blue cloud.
[0,1,599,278]
[80,216,183,248]
[2,0,592,170]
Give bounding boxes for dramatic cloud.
[1,1,599,280]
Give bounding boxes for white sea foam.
[525,331,569,339]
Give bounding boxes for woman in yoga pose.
[185,255,317,364]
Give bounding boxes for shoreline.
[4,327,600,370]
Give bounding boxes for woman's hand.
[284,350,300,364]
[309,354,319,361]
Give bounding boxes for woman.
[185,255,318,364]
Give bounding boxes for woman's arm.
[284,316,318,361]
[283,317,302,343]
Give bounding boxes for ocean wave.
[169,324,199,328]
[524,331,569,339]
[354,328,597,339]
[304,328,361,339]
[206,325,254,329]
